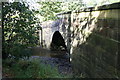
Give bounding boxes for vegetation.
[37,2,63,21]
[2,58,68,78]
[35,1,84,22]
[2,2,39,59]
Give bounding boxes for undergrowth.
[2,58,69,78]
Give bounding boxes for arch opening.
[50,31,67,52]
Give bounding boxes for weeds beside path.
[2,56,73,78]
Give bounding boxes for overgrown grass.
[2,58,69,78]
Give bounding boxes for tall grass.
[3,58,69,78]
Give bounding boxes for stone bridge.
[39,17,70,50]
[38,2,120,78]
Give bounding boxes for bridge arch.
[50,31,67,51]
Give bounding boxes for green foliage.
[36,1,84,22]
[3,2,39,59]
[67,1,85,11]
[37,2,63,21]
[3,58,67,78]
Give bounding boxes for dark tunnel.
[50,31,67,52]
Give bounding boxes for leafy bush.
[2,2,39,59]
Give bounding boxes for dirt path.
[30,47,73,75]
[30,56,73,75]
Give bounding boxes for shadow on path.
[30,46,72,75]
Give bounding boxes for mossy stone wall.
[70,2,120,78]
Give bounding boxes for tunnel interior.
[50,31,67,52]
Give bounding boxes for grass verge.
[2,58,70,78]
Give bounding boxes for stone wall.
[69,2,120,78]
[40,2,120,78]
[40,17,70,49]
